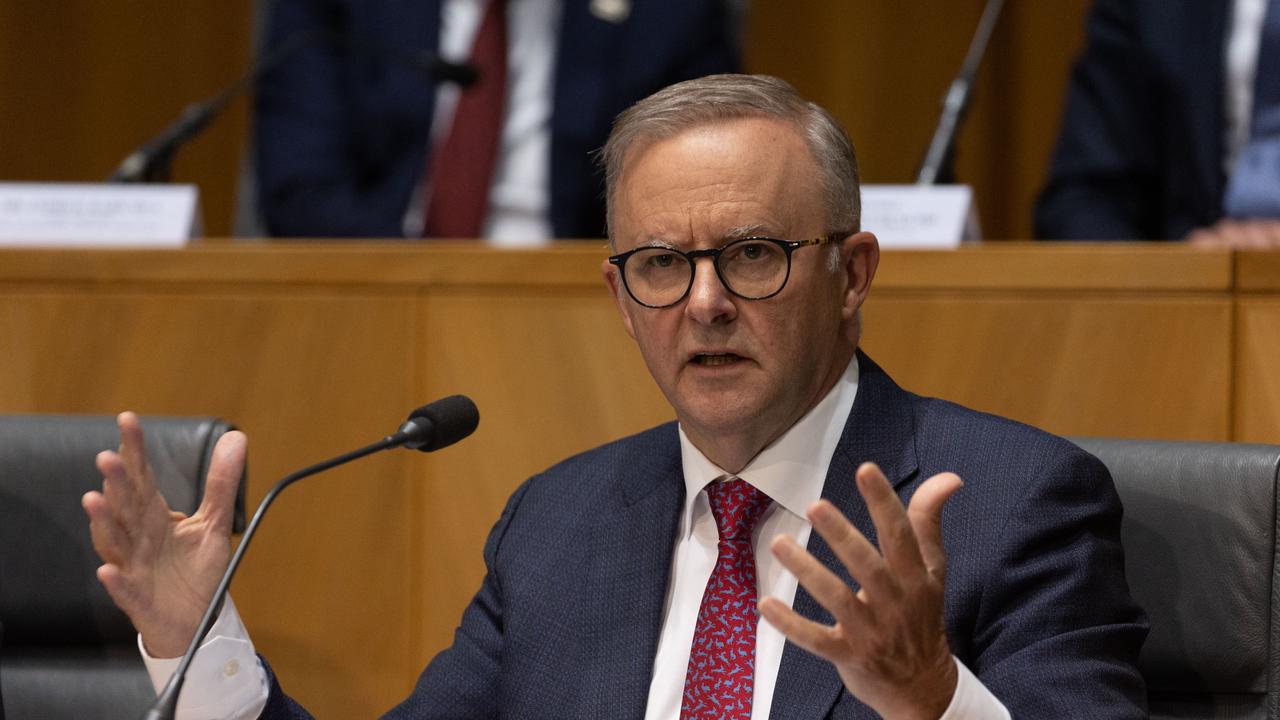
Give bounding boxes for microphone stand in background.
[109,31,477,184]
[915,0,1007,186]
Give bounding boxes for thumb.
[195,430,247,535]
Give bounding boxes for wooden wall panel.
[861,294,1233,441]
[1236,300,1280,444]
[0,2,252,236]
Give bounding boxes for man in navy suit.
[1037,0,1280,246]
[253,0,738,240]
[86,74,1147,718]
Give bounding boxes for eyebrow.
[723,224,778,240]
[637,237,680,250]
[634,224,781,251]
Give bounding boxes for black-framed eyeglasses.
[608,233,844,309]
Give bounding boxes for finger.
[1240,223,1269,249]
[97,449,140,528]
[116,412,156,496]
[83,490,131,564]
[1265,222,1280,248]
[906,472,964,583]
[771,534,875,629]
[95,563,146,621]
[194,430,247,536]
[806,499,895,602]
[855,462,926,578]
[758,596,845,662]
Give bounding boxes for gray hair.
[599,74,861,246]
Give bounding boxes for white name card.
[0,182,201,247]
[860,184,979,249]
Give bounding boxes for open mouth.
[691,353,744,367]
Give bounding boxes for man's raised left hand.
[759,462,963,720]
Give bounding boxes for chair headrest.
[0,415,243,646]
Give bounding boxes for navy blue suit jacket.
[1036,0,1231,241]
[253,0,738,239]
[259,353,1147,718]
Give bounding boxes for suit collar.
[769,350,920,719]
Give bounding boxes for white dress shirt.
[1225,0,1270,172]
[403,0,559,244]
[139,355,1008,719]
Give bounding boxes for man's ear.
[601,257,638,340]
[839,231,880,321]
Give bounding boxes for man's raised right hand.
[81,411,247,658]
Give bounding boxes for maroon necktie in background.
[424,0,507,238]
[680,478,773,720]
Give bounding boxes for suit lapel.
[770,352,920,719]
[582,426,685,719]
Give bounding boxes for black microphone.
[399,394,482,451]
[142,395,479,720]
[109,31,477,184]
[915,0,1007,185]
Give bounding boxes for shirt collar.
[677,355,860,535]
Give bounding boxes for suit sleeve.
[965,448,1148,717]
[1035,0,1164,240]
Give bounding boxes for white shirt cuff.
[938,656,1011,720]
[138,595,270,720]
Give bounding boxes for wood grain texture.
[1237,251,1280,291]
[862,294,1232,440]
[873,244,1231,291]
[1236,300,1280,443]
[0,2,251,236]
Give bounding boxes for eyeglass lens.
[624,239,789,307]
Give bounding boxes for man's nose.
[684,257,736,324]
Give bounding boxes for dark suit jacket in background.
[258,352,1148,718]
[1036,0,1231,241]
[253,0,738,239]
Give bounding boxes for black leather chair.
[0,415,245,720]
[1073,437,1280,720]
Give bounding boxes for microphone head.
[400,395,479,452]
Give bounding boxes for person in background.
[252,0,740,243]
[1037,0,1280,247]
[86,74,1146,719]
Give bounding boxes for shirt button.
[223,659,240,677]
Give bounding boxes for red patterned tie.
[680,478,773,720]
[424,0,507,238]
